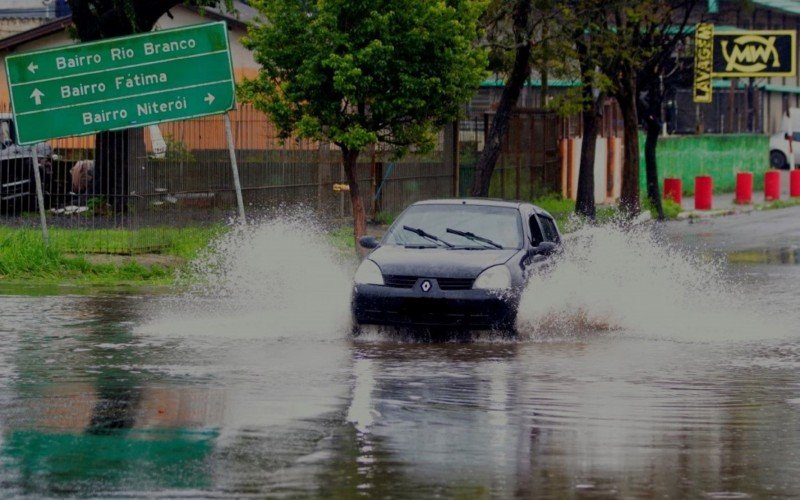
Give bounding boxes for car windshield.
[384,204,523,249]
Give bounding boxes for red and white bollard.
[790,170,800,198]
[764,170,781,201]
[734,172,753,204]
[695,175,713,210]
[663,178,682,206]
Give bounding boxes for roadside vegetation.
[0,226,221,285]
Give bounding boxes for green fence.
[640,134,769,194]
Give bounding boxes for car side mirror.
[528,241,557,257]
[358,235,380,249]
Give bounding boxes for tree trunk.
[618,83,640,216]
[470,0,532,197]
[574,34,600,219]
[342,147,367,252]
[644,114,664,221]
[575,97,600,219]
[93,130,129,214]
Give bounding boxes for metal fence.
[1,101,566,253]
[669,87,764,134]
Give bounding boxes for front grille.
[382,275,474,290]
[383,275,417,288]
[436,277,474,290]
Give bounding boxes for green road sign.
[5,22,235,145]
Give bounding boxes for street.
[1,211,798,497]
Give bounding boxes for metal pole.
[223,113,246,224]
[30,152,49,245]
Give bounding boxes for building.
[671,0,800,134]
[0,0,70,39]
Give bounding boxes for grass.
[328,225,356,251]
[756,197,800,211]
[0,226,223,285]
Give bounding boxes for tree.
[635,2,696,220]
[470,0,601,212]
[67,0,231,212]
[561,0,610,220]
[241,0,487,246]
[470,0,535,197]
[596,0,697,216]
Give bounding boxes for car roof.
[413,198,525,209]
[411,198,554,217]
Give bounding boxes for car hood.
[368,245,518,278]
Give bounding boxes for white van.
[770,108,800,169]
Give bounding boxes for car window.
[529,214,544,245]
[793,132,800,142]
[384,204,523,249]
[538,215,559,243]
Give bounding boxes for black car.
[351,199,561,332]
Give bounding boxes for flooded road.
[1,215,800,497]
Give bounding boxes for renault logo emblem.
[421,280,432,292]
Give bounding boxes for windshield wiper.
[445,228,503,249]
[402,225,453,247]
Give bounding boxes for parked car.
[769,131,800,170]
[0,113,56,214]
[351,199,561,333]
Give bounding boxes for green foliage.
[240,0,488,154]
[757,198,800,211]
[161,134,195,162]
[642,197,681,220]
[532,194,575,218]
[372,211,396,225]
[328,226,356,251]
[0,226,223,284]
[661,199,682,219]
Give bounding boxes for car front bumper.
[352,284,518,330]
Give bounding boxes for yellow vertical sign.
[694,23,714,103]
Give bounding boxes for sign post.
[4,21,247,234]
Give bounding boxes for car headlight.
[473,265,511,290]
[354,259,384,285]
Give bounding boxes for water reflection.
[727,246,800,265]
[310,338,800,498]
[0,294,224,496]
[0,274,799,497]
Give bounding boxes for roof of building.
[751,0,800,16]
[0,15,71,52]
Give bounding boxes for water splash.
[138,214,355,339]
[516,222,792,342]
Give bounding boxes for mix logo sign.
[5,22,235,145]
[693,25,797,103]
[713,31,796,77]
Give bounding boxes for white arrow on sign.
[27,62,38,74]
[30,88,44,105]
[204,93,215,105]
